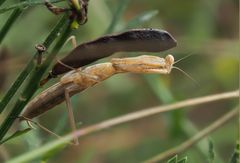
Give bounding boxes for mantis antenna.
[172,53,199,85]
[172,66,199,85]
[174,52,195,64]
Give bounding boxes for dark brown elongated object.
[51,28,177,76]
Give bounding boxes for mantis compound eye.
[165,54,174,73]
[165,54,174,65]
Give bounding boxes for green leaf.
[208,139,215,163]
[0,0,63,14]
[167,155,188,163]
[105,0,130,34]
[167,155,178,163]
[178,156,188,163]
[230,141,240,163]
[7,135,72,163]
[0,9,23,44]
[0,15,70,142]
[0,128,32,144]
[125,10,159,29]
[41,143,67,162]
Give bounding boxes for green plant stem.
[0,0,6,6]
[0,14,68,113]
[0,9,22,44]
[104,0,130,34]
[0,16,72,141]
[0,0,63,14]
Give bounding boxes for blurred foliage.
[207,139,215,163]
[0,47,9,90]
[167,155,187,163]
[0,128,32,145]
[0,0,238,162]
[230,141,240,163]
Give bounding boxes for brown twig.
[71,90,238,139]
[143,107,238,163]
[23,90,239,140]
[25,90,238,139]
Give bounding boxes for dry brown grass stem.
[71,90,238,139]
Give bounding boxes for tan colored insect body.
[21,55,174,119]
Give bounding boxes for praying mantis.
[20,28,177,145]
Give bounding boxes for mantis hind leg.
[19,116,78,145]
[19,116,61,139]
[64,87,79,145]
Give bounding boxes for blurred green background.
[0,0,238,162]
